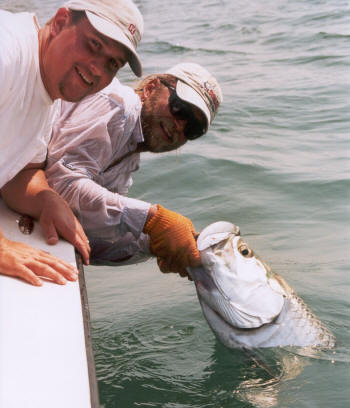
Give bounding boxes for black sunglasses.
[159,79,207,140]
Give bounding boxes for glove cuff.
[143,204,169,235]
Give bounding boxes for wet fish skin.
[188,221,335,349]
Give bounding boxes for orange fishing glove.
[143,204,201,275]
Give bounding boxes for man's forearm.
[1,165,91,264]
[1,166,52,218]
[48,171,151,240]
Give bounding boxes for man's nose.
[88,59,103,76]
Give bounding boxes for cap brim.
[86,11,142,77]
[176,81,210,128]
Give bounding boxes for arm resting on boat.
[1,165,90,264]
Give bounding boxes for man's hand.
[39,190,90,265]
[0,230,78,286]
[156,257,193,280]
[1,167,90,265]
[143,204,201,276]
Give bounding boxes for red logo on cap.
[209,89,219,111]
[204,81,220,111]
[128,24,136,35]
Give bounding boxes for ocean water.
[2,0,350,406]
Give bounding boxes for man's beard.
[140,102,163,153]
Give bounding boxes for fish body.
[188,222,335,349]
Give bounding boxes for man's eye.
[109,59,119,71]
[90,39,101,50]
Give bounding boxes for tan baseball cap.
[64,0,144,77]
[167,63,223,129]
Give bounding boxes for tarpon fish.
[188,222,335,349]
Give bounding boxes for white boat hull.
[0,199,98,407]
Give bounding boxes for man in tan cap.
[45,63,223,277]
[0,0,144,286]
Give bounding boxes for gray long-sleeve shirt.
[46,78,151,264]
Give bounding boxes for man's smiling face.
[41,8,128,102]
[140,78,205,153]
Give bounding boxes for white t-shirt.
[0,10,58,188]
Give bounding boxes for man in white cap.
[45,63,223,276]
[0,0,144,286]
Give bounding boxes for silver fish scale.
[272,278,335,348]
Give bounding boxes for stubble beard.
[140,104,163,153]
[58,69,95,102]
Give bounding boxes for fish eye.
[237,240,254,257]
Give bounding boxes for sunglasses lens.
[169,92,191,120]
[185,120,206,140]
[161,80,206,141]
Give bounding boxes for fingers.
[186,230,201,267]
[24,248,79,284]
[20,261,67,285]
[0,237,79,286]
[188,246,201,268]
[39,199,91,265]
[40,217,59,245]
[14,264,43,286]
[155,240,199,272]
[59,223,90,266]
[157,257,192,280]
[70,221,90,265]
[27,259,78,284]
[144,205,201,276]
[34,253,79,282]
[157,257,170,273]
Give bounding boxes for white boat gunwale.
[0,198,100,407]
[76,252,100,408]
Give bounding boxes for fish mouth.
[199,297,271,334]
[199,297,241,332]
[195,278,273,333]
[194,279,240,331]
[188,253,279,336]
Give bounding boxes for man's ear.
[50,8,71,37]
[142,78,161,101]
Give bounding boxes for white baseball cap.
[64,0,144,77]
[167,63,223,129]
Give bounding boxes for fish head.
[189,222,285,333]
